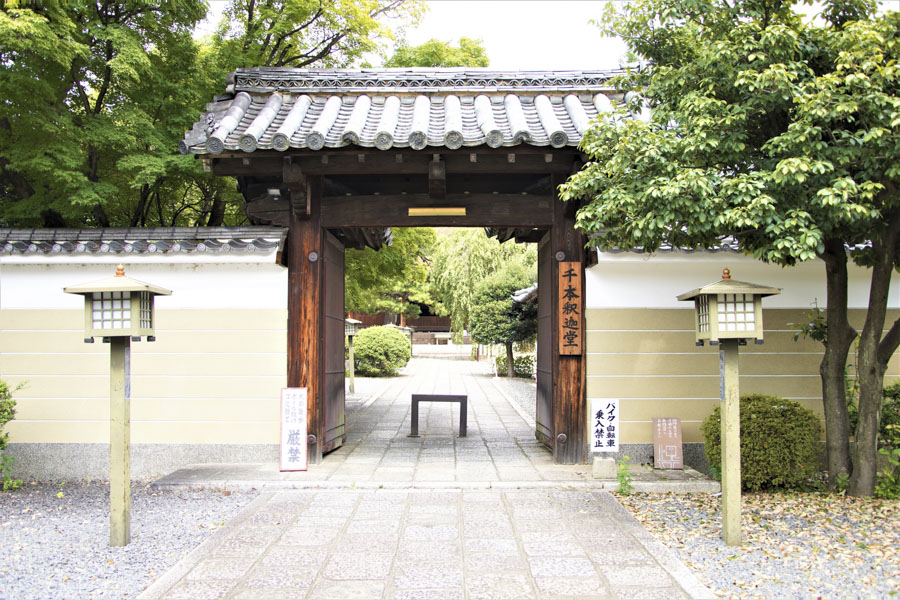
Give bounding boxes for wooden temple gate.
[183,69,622,464]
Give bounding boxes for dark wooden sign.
[653,417,684,470]
[558,261,583,355]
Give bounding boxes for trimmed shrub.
[701,394,821,491]
[881,382,900,448]
[495,354,536,378]
[0,380,16,452]
[353,326,411,377]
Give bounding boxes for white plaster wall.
[0,253,287,310]
[585,251,897,310]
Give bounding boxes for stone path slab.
[138,488,714,600]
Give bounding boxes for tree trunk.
[820,238,856,485]
[848,205,900,497]
[506,342,515,378]
[206,189,227,226]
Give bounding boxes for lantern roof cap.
[345,318,362,324]
[64,265,172,296]
[676,274,781,302]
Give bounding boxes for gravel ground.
[618,491,900,599]
[0,480,258,600]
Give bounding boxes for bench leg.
[459,397,467,437]
[410,398,419,437]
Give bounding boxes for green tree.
[469,264,537,377]
[385,36,489,67]
[214,0,423,69]
[430,228,535,339]
[560,0,899,496]
[345,227,436,323]
[0,0,423,228]
[0,1,210,227]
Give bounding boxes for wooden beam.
[211,149,579,177]
[550,173,587,465]
[428,157,446,200]
[319,194,553,228]
[287,176,324,464]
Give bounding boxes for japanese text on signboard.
[558,261,582,355]
[590,398,619,452]
[280,387,308,471]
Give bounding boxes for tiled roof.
[181,68,626,155]
[0,227,285,255]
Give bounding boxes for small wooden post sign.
[558,261,583,355]
[653,417,684,469]
[280,387,308,471]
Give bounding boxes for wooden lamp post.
[64,265,171,546]
[677,268,779,546]
[345,318,361,394]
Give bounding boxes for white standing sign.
[280,387,308,471]
[589,398,620,453]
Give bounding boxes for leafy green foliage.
[494,354,536,379]
[469,265,537,347]
[875,447,900,499]
[701,394,822,491]
[385,36,488,67]
[617,455,634,495]
[353,326,411,377]
[0,380,22,491]
[345,228,436,320]
[429,229,536,337]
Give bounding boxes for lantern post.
[345,318,361,394]
[677,268,780,546]
[64,265,171,546]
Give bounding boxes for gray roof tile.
[181,69,625,155]
[0,227,285,256]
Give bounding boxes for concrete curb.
[599,493,717,600]
[151,477,720,493]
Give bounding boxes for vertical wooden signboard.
[280,387,308,471]
[558,261,583,355]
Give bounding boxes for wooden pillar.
[720,339,742,545]
[551,173,587,464]
[109,336,131,546]
[287,175,324,464]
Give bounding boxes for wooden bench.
[409,394,467,438]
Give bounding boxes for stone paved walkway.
[139,487,712,600]
[143,356,716,599]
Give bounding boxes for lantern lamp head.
[64,265,172,343]
[344,318,361,337]
[676,268,780,346]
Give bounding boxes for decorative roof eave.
[0,227,286,256]
[228,68,623,95]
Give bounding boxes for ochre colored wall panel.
[131,421,279,444]
[1,308,287,444]
[14,397,110,421]
[587,352,825,377]
[585,307,900,445]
